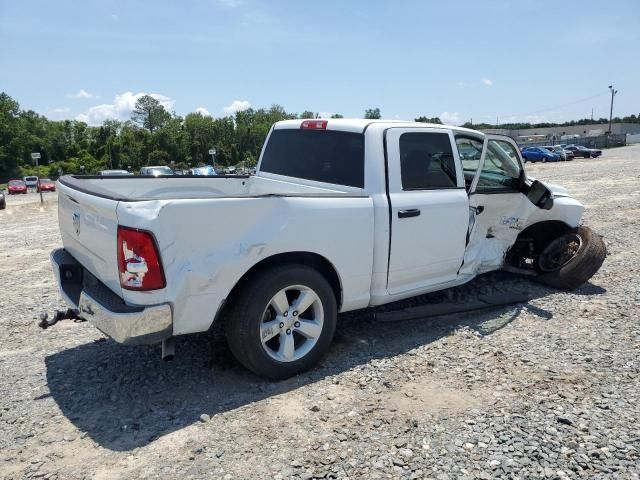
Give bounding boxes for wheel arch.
[211,251,343,330]
[506,220,575,268]
[518,220,574,250]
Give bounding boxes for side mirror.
[526,180,553,210]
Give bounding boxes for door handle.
[398,209,421,218]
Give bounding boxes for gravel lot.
[1,146,639,480]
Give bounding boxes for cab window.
[399,132,457,190]
[476,139,523,193]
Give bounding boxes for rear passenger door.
[385,128,469,295]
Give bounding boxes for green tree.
[415,116,442,124]
[330,113,344,119]
[364,108,381,119]
[131,95,171,133]
[147,150,170,165]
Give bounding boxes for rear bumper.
[51,248,172,345]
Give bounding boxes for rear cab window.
[260,128,365,188]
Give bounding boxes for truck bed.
[58,174,357,202]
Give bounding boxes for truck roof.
[273,118,484,138]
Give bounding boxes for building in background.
[480,123,640,142]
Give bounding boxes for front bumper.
[51,248,172,345]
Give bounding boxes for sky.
[1,0,638,126]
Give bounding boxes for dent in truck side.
[116,194,376,336]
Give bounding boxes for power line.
[501,92,609,119]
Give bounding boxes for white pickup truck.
[51,119,605,379]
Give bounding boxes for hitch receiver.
[38,308,83,329]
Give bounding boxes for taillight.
[300,120,328,130]
[117,226,166,291]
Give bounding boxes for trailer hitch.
[38,308,84,329]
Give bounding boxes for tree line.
[0,92,355,181]
[1,90,639,181]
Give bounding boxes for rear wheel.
[536,226,606,290]
[226,264,337,379]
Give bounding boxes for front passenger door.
[461,135,537,274]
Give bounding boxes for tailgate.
[57,181,122,296]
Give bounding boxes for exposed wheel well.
[212,252,343,330]
[506,220,574,269]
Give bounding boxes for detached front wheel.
[226,264,337,380]
[536,226,606,290]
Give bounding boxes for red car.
[7,179,27,194]
[37,178,56,192]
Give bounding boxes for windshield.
[24,176,37,181]
[40,178,51,182]
[9,180,25,186]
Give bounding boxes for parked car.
[7,179,27,194]
[0,191,5,209]
[23,176,38,189]
[36,178,56,192]
[51,119,606,379]
[100,169,132,176]
[565,145,602,158]
[139,166,174,176]
[521,147,560,163]
[544,146,574,161]
[190,165,217,176]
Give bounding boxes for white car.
[50,119,606,379]
[139,165,174,176]
[23,175,38,189]
[100,169,132,176]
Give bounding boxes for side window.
[455,137,483,191]
[399,132,457,190]
[476,139,523,193]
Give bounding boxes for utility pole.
[208,148,216,172]
[608,85,618,134]
[31,152,43,205]
[108,139,113,169]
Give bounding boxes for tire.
[541,157,547,163]
[536,226,606,290]
[225,264,337,380]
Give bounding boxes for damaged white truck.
[49,119,606,379]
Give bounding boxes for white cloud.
[440,111,463,125]
[481,78,493,87]
[195,107,211,116]
[76,91,174,125]
[223,100,251,115]
[67,89,97,100]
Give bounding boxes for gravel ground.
[1,146,639,480]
